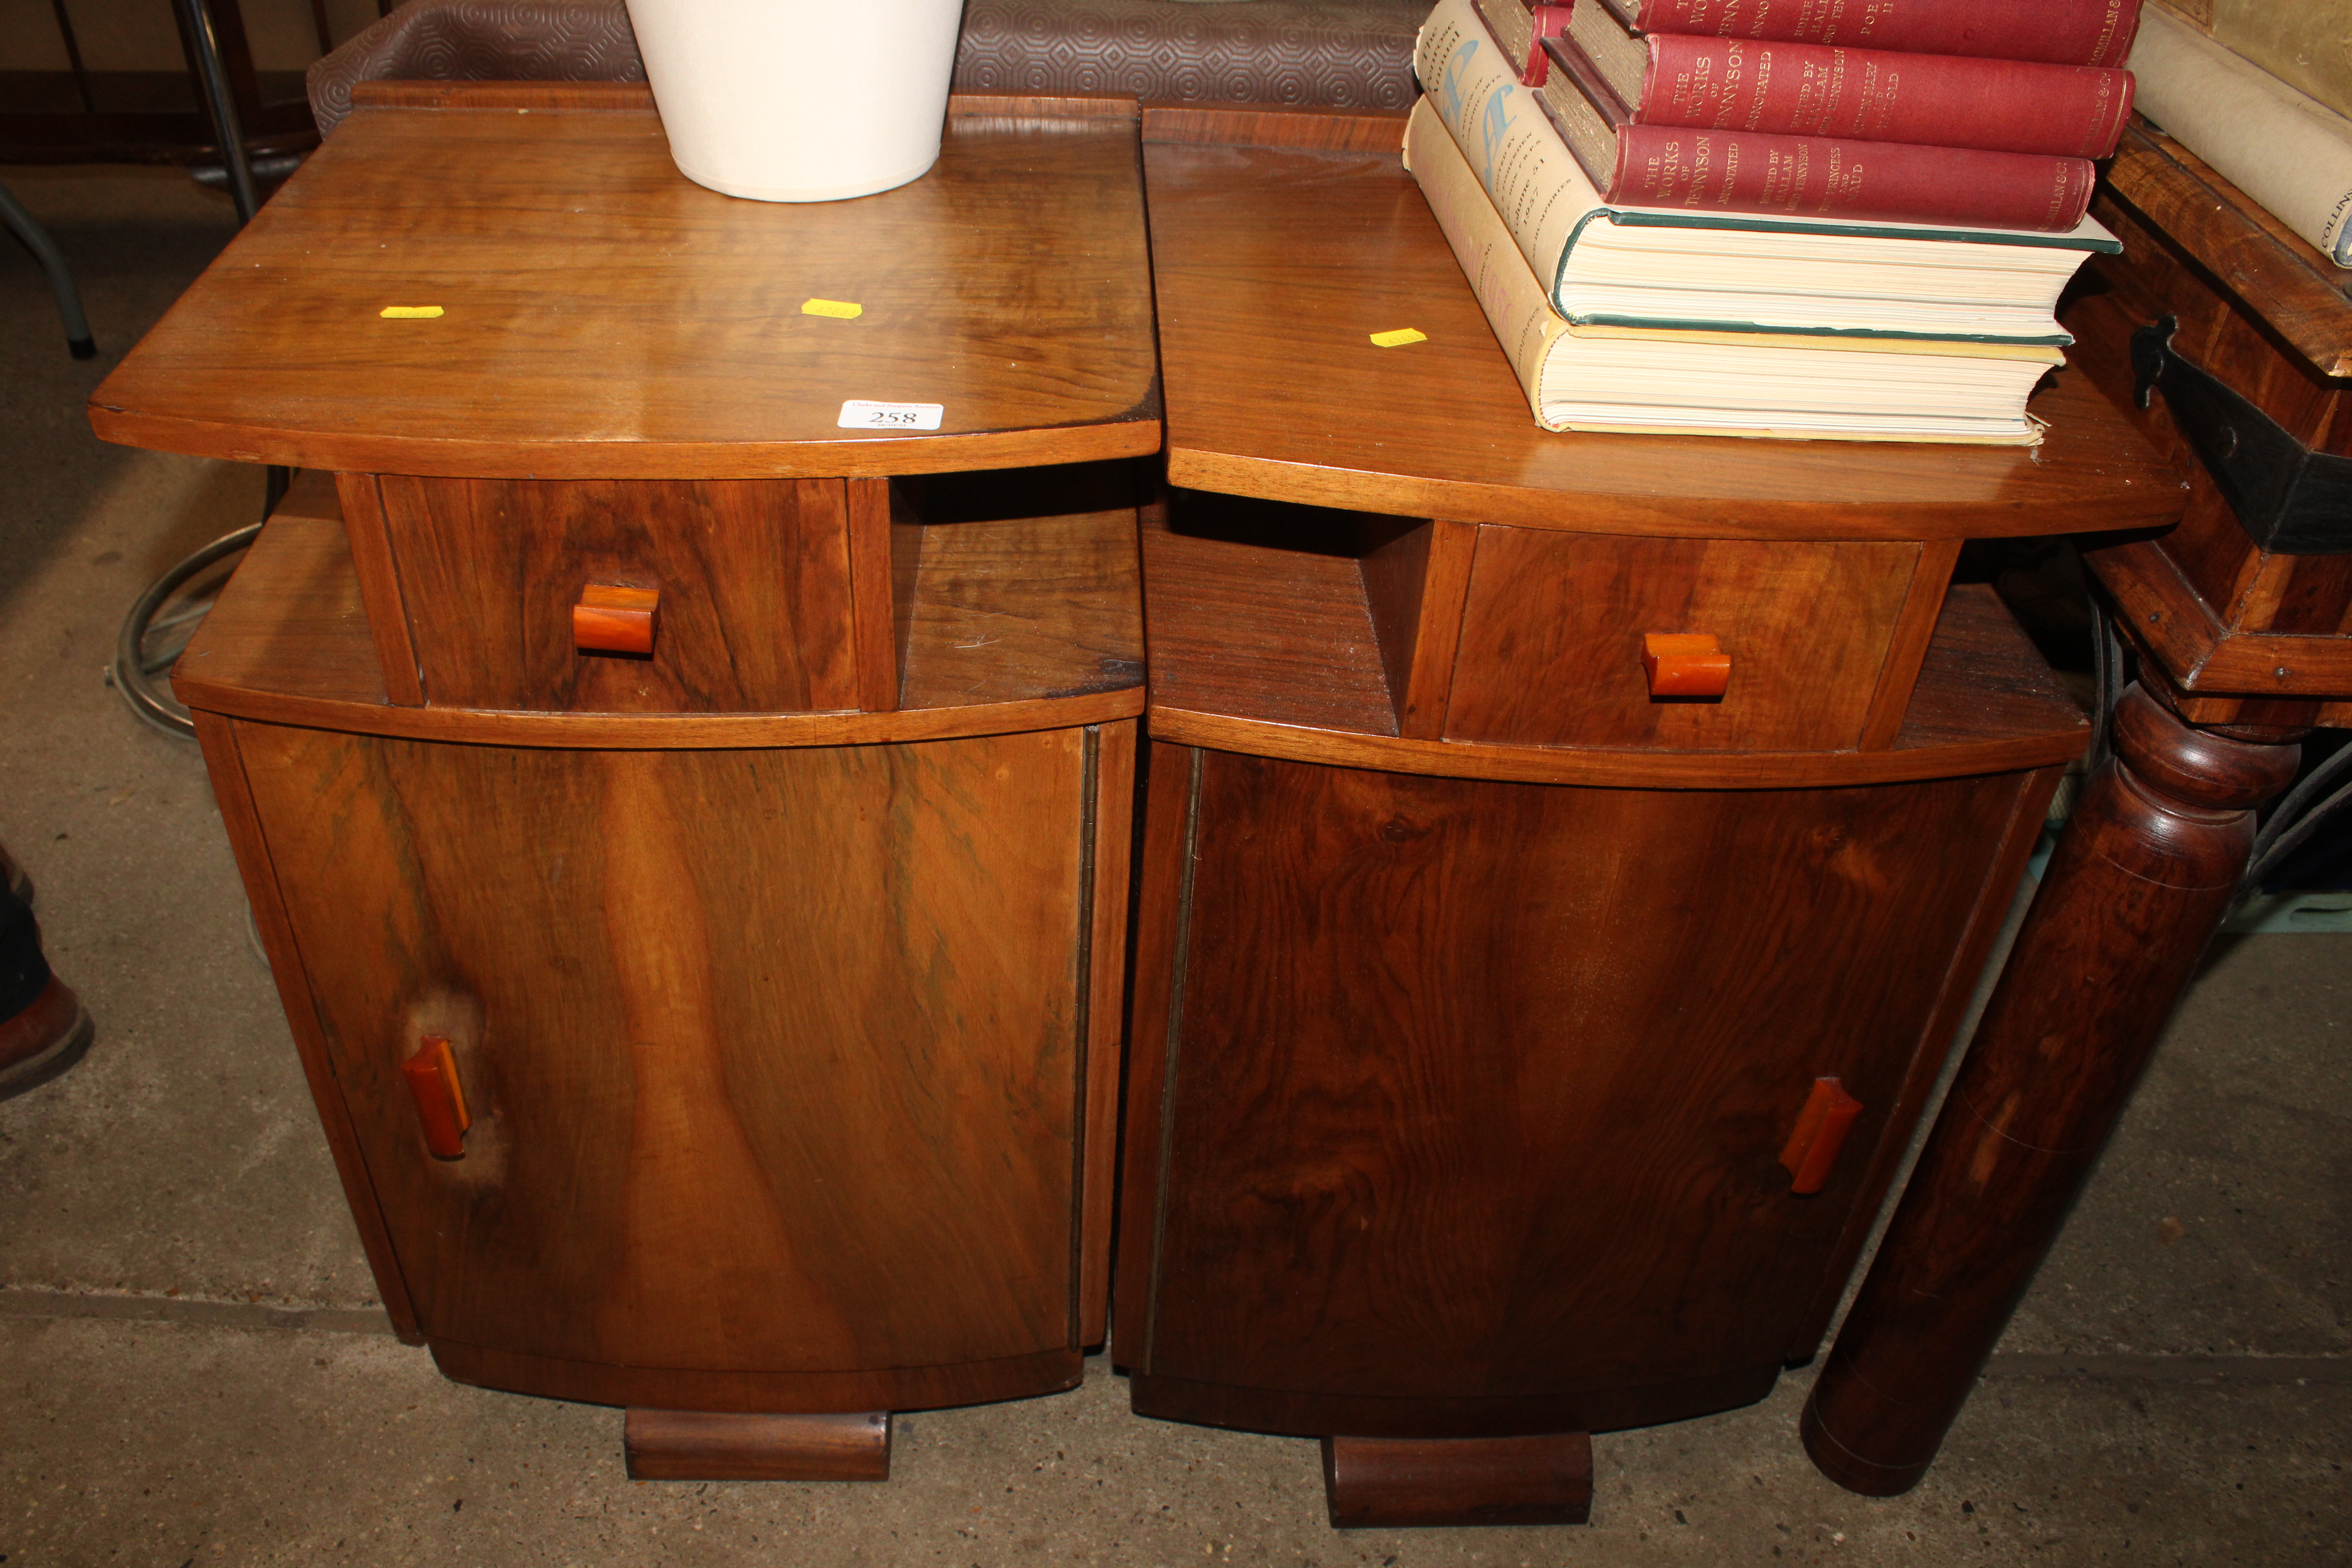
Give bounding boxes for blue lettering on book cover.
[1440,38,1478,127]
[1480,81,1516,184]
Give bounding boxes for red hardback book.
[1599,0,2143,69]
[1627,33,2133,158]
[1544,31,2096,230]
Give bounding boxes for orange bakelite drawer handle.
[401,1034,472,1159]
[574,584,660,655]
[1641,632,1731,698]
[1780,1076,1863,1195]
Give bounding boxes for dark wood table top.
[1142,115,2187,541]
[92,85,1161,479]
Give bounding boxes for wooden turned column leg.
[1321,1434,1593,1528]
[1801,684,2301,1497]
[622,1411,891,1482]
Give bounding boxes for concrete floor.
[2,165,2347,1567]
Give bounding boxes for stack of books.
[1408,0,2140,443]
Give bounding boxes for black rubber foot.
[68,336,97,359]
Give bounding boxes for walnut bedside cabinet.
[91,82,1157,1482]
[1115,107,2185,1528]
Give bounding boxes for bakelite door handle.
[1780,1076,1862,1195]
[574,584,660,655]
[401,1034,472,1159]
[1641,632,1731,698]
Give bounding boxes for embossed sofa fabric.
[307,0,1426,137]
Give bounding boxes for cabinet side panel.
[1859,539,1961,751]
[848,476,901,712]
[195,712,422,1339]
[334,472,425,706]
[1113,742,1201,1369]
[1141,753,2029,1422]
[1077,719,1139,1348]
[230,727,1089,1384]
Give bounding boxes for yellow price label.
[802,299,864,319]
[379,305,444,319]
[1369,327,1427,348]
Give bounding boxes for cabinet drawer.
[1445,529,1927,752]
[360,475,862,714]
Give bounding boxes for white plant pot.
[624,0,967,201]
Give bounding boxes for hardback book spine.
[1405,100,2048,442]
[1428,0,2107,245]
[1609,0,2143,70]
[1608,118,2096,230]
[1421,0,1606,296]
[1633,34,2134,158]
[1403,93,1576,429]
[2128,5,2352,265]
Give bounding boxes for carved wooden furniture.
[1117,107,2183,1528]
[93,82,1156,1480]
[1804,121,2352,1497]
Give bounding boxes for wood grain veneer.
[848,478,901,713]
[1141,136,2182,541]
[433,1339,1080,1416]
[896,464,1146,714]
[232,719,1105,1405]
[1443,532,1919,752]
[173,488,1146,747]
[1359,516,1476,740]
[1118,744,2055,1439]
[332,472,423,706]
[177,461,1144,1416]
[623,1410,891,1482]
[89,87,1160,479]
[1322,1433,1593,1528]
[1120,102,2145,1512]
[194,709,423,1343]
[1138,501,2089,788]
[374,475,860,713]
[1142,105,1412,153]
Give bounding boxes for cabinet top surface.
[89,88,1161,479]
[1142,129,2185,540]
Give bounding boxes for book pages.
[1406,98,2044,442]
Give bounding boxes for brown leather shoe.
[2,871,91,1101]
[0,975,93,1101]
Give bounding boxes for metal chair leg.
[0,182,96,359]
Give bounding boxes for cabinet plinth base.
[622,1410,892,1482]
[1320,1433,1593,1529]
